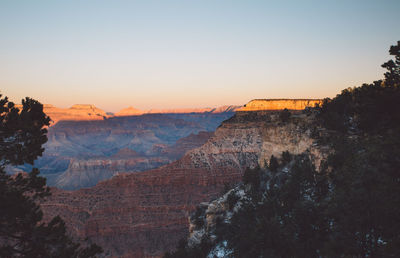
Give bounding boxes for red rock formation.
[43,159,240,257]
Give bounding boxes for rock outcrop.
[42,109,326,257]
[237,99,322,111]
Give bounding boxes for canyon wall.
[42,108,325,257]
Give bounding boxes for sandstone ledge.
[237,99,322,111]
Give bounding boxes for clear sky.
[1,0,399,112]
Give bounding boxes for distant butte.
[114,106,144,116]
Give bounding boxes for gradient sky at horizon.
[1,0,399,112]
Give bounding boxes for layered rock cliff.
[237,99,322,111]
[41,108,326,257]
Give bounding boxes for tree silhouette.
[167,40,400,258]
[279,108,291,123]
[0,95,102,257]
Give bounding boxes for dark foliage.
[242,167,261,192]
[0,96,50,166]
[268,155,279,172]
[221,182,234,195]
[320,134,400,257]
[381,41,400,87]
[215,155,329,258]
[226,191,239,211]
[164,237,213,258]
[314,40,400,257]
[318,41,400,134]
[278,108,291,123]
[166,41,400,258]
[192,206,205,230]
[281,151,292,165]
[0,96,102,257]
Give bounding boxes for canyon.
[18,105,236,190]
[40,99,323,257]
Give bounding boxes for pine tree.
[0,95,102,257]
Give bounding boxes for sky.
[0,0,399,112]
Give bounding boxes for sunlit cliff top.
[237,99,322,111]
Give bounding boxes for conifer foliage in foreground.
[166,41,400,257]
[0,96,102,257]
